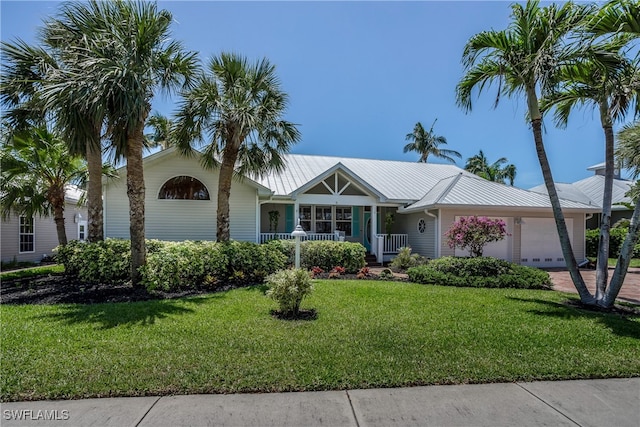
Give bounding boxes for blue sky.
[1,1,632,188]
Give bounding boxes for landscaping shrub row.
[407,256,551,289]
[266,240,366,273]
[586,228,640,259]
[56,239,366,291]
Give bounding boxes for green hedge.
[407,256,551,289]
[586,228,640,258]
[268,240,366,273]
[56,239,287,291]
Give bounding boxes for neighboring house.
[103,148,598,268]
[1,186,88,263]
[530,163,635,229]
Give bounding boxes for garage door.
[454,216,512,261]
[520,217,573,268]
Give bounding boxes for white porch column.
[294,200,300,227]
[370,204,377,256]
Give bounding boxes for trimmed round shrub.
[266,268,314,316]
[55,238,131,284]
[407,256,551,289]
[269,240,366,273]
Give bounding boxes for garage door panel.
[521,218,573,268]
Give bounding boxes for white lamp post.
[291,218,307,268]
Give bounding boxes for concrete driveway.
[548,267,640,305]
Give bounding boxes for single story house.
[530,163,635,229]
[1,186,88,263]
[103,148,598,268]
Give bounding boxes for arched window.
[158,176,210,200]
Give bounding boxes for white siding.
[1,202,87,263]
[397,212,436,259]
[104,154,258,242]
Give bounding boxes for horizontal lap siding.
[105,155,257,242]
[1,203,87,263]
[397,212,436,259]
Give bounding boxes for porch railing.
[375,234,409,263]
[259,233,337,244]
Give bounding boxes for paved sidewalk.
[2,378,638,426]
[549,267,640,304]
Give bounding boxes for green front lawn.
[2,280,639,401]
[0,264,64,281]
[609,258,640,268]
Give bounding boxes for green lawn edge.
[2,280,639,402]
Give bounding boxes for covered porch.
[258,202,408,263]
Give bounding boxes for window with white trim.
[19,216,35,253]
[417,218,426,234]
[315,206,332,233]
[335,206,352,236]
[300,206,312,232]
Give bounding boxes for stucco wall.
[438,208,586,264]
[104,153,258,242]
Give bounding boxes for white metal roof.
[254,154,475,201]
[530,175,634,210]
[404,174,596,212]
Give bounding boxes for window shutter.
[285,205,294,233]
[352,206,360,237]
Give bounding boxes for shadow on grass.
[507,296,640,340]
[36,296,216,330]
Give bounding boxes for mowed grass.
[0,264,64,281]
[2,280,639,401]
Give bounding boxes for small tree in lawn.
[445,216,508,257]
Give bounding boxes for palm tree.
[174,52,300,242]
[607,121,640,305]
[0,127,86,246]
[403,119,461,163]
[456,0,596,304]
[1,27,106,244]
[464,150,517,185]
[145,113,174,151]
[42,0,198,284]
[585,0,640,39]
[542,39,639,301]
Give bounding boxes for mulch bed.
[0,271,407,305]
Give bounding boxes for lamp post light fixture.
[291,218,307,268]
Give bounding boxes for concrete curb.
[2,378,638,427]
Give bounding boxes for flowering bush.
[445,216,509,257]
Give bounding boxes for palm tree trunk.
[86,124,104,242]
[595,102,614,300]
[126,122,147,285]
[602,200,640,307]
[526,87,594,304]
[51,186,68,246]
[217,143,240,242]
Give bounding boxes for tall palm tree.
[403,119,461,163]
[145,112,174,150]
[1,29,106,244]
[0,127,86,246]
[542,39,639,301]
[456,0,596,304]
[174,52,300,242]
[464,150,517,185]
[42,0,198,284]
[607,121,640,305]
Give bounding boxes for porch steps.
[365,253,382,267]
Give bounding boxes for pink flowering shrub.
[445,216,509,257]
